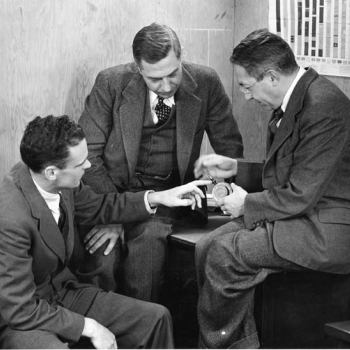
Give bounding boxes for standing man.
[78,22,243,302]
[0,114,209,349]
[194,28,350,348]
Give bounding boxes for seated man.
[194,29,350,349]
[78,22,243,302]
[0,114,210,349]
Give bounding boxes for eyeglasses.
[239,70,269,94]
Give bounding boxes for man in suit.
[194,28,350,349]
[78,22,243,302]
[0,115,210,349]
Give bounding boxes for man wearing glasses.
[194,28,350,349]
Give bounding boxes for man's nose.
[84,160,91,169]
[244,93,253,101]
[161,78,172,92]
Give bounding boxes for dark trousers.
[74,205,178,303]
[0,286,174,349]
[74,173,206,303]
[195,217,307,349]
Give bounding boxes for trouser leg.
[196,219,306,349]
[65,288,174,349]
[0,328,70,349]
[70,223,122,292]
[122,206,177,302]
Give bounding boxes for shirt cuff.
[144,190,157,214]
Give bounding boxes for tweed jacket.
[79,61,243,194]
[241,68,350,273]
[0,162,150,343]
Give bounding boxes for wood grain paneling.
[233,0,270,160]
[2,0,349,181]
[0,0,234,181]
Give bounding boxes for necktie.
[155,97,171,126]
[269,107,284,135]
[58,194,68,243]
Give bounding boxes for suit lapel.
[119,72,147,176]
[266,110,295,159]
[176,66,202,182]
[265,68,319,165]
[20,166,66,264]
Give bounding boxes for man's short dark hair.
[230,28,298,80]
[132,22,181,66]
[20,115,85,173]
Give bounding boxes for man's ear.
[136,64,143,75]
[44,166,58,181]
[268,70,280,86]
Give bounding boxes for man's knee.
[196,232,216,260]
[153,303,172,323]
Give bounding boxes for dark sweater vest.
[135,99,178,183]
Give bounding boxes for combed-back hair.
[230,28,299,80]
[132,22,181,66]
[20,115,85,172]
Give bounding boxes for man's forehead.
[139,51,181,78]
[234,65,254,84]
[142,65,180,79]
[234,65,249,77]
[66,139,88,167]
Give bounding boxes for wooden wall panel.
[3,0,348,181]
[233,0,270,161]
[0,0,235,181]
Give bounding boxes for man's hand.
[194,154,238,180]
[216,183,248,219]
[147,180,211,210]
[82,317,117,349]
[84,224,124,255]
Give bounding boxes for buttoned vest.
[135,99,178,181]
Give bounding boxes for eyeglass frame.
[239,70,271,94]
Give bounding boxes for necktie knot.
[269,107,284,134]
[155,96,171,126]
[274,107,284,119]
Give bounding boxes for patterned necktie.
[269,107,284,135]
[155,96,172,126]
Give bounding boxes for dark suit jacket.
[239,68,350,274]
[0,162,150,343]
[79,61,243,194]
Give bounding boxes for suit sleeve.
[79,70,119,193]
[71,182,151,226]
[0,218,85,343]
[243,98,349,229]
[204,69,243,159]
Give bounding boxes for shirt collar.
[149,90,175,108]
[281,66,306,112]
[31,176,61,220]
